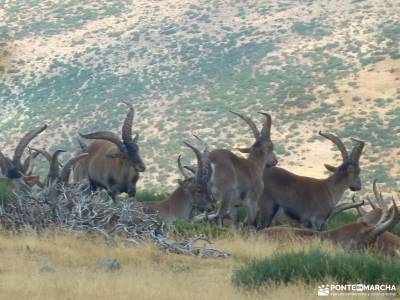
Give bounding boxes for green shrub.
[169,220,232,239]
[326,211,358,230]
[232,249,400,288]
[136,190,166,202]
[0,178,16,206]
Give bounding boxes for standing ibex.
[259,132,364,230]
[77,102,145,199]
[210,111,277,228]
[141,142,213,221]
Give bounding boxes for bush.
[326,211,358,230]
[169,220,232,239]
[232,249,400,288]
[0,178,16,206]
[136,190,166,202]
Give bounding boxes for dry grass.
[0,230,365,300]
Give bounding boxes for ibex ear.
[324,164,337,173]
[105,150,122,159]
[236,147,251,153]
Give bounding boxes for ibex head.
[178,140,213,212]
[320,132,364,191]
[79,101,145,172]
[0,125,47,179]
[232,111,278,167]
[352,197,398,250]
[356,180,400,225]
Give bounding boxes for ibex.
[354,181,400,257]
[259,132,364,230]
[263,194,399,257]
[0,125,47,190]
[140,142,213,221]
[210,111,277,228]
[42,150,89,200]
[77,102,145,199]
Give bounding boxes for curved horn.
[177,154,190,180]
[319,131,348,162]
[59,153,89,184]
[230,111,260,140]
[22,149,40,175]
[184,165,196,174]
[183,141,203,183]
[259,112,272,138]
[121,101,135,145]
[193,135,209,153]
[327,199,365,222]
[350,137,365,162]
[77,137,88,151]
[13,124,47,172]
[79,131,125,153]
[372,180,387,214]
[353,195,367,216]
[193,134,212,182]
[366,196,377,210]
[29,147,53,162]
[47,150,66,182]
[371,198,398,238]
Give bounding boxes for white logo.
[317,283,397,297]
[318,285,330,296]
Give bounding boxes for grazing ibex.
[140,142,213,221]
[0,125,47,179]
[259,132,364,230]
[210,111,277,228]
[263,197,399,257]
[77,102,145,199]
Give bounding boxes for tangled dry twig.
[0,182,229,258]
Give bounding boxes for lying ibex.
[263,197,399,257]
[77,102,145,199]
[354,181,400,257]
[259,132,364,230]
[210,111,277,228]
[140,142,213,221]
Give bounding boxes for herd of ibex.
[0,102,398,257]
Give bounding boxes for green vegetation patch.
[0,178,16,206]
[169,220,232,239]
[232,249,400,289]
[291,19,331,38]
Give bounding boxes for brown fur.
[141,179,210,221]
[258,134,364,230]
[210,111,277,228]
[80,140,140,198]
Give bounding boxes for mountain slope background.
[1,0,399,192]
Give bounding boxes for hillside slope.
[1,0,399,191]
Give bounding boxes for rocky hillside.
[1,0,399,191]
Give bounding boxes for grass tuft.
[232,249,400,289]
